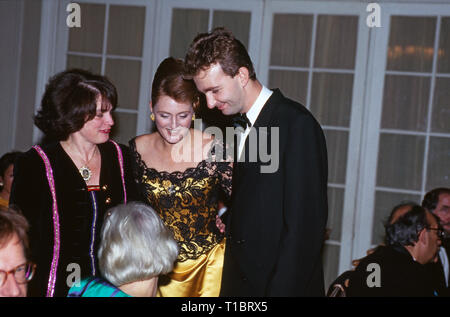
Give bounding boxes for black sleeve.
[9,149,53,296]
[119,143,140,203]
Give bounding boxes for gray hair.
[98,202,179,287]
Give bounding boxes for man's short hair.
[98,202,179,287]
[422,187,450,213]
[385,203,431,247]
[184,27,256,80]
[0,206,29,253]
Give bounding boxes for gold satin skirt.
[157,238,225,297]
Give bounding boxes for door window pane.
[270,14,313,67]
[324,130,349,184]
[431,77,450,133]
[170,9,209,59]
[111,112,138,145]
[327,187,344,241]
[105,58,141,110]
[387,16,436,72]
[426,137,450,189]
[213,11,250,48]
[322,244,340,291]
[68,3,105,54]
[438,17,450,73]
[376,133,425,190]
[381,75,430,131]
[314,15,358,69]
[268,70,308,105]
[107,5,145,57]
[66,55,101,74]
[310,73,353,127]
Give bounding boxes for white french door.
[259,1,370,287]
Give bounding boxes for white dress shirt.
[238,86,273,159]
[439,246,449,287]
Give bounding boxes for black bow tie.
[232,113,251,130]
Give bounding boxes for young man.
[185,27,328,296]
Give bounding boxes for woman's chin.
[159,127,190,144]
[162,133,184,144]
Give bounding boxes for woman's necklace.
[62,141,98,182]
[77,147,98,182]
[79,165,93,182]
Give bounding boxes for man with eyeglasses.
[0,207,35,297]
[346,203,442,296]
[423,188,450,297]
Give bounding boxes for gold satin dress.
[130,139,232,297]
[0,197,8,210]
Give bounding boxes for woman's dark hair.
[184,27,256,80]
[385,204,430,247]
[0,151,21,179]
[152,57,201,111]
[34,69,117,141]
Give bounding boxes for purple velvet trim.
[33,145,61,297]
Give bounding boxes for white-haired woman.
[68,202,179,297]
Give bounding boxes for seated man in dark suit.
[346,203,442,296]
[422,188,450,296]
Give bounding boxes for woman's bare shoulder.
[134,133,157,153]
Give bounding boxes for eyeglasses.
[426,227,446,239]
[0,262,36,288]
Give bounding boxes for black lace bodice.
[129,138,232,261]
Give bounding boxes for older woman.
[68,202,178,297]
[129,57,232,297]
[10,69,137,297]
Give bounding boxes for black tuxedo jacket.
[220,89,328,296]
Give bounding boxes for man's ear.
[418,228,428,245]
[237,67,250,87]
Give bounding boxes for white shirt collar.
[245,85,273,126]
